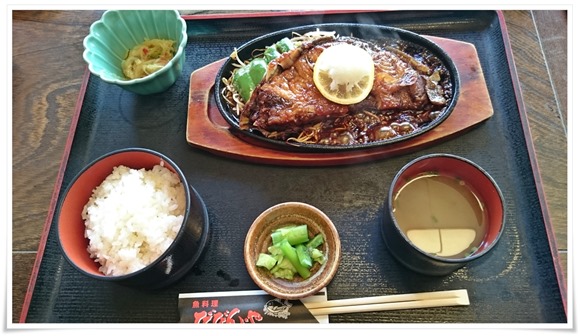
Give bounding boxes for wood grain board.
[186,36,494,166]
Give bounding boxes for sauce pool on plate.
[392,173,488,259]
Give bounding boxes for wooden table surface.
[11,10,568,323]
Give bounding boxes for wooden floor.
[11,10,568,323]
[506,10,568,273]
[532,11,567,127]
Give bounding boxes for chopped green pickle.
[279,239,311,279]
[310,247,326,264]
[271,224,309,245]
[256,253,277,270]
[271,258,297,280]
[268,245,283,257]
[296,244,313,268]
[256,224,326,280]
[306,233,324,248]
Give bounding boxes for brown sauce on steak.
[237,35,453,145]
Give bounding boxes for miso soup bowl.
[381,153,505,276]
[57,148,210,289]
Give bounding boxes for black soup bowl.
[214,23,461,152]
[381,153,505,276]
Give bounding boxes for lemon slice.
[313,43,375,105]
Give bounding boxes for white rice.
[82,163,186,276]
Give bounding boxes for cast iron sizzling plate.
[214,23,461,152]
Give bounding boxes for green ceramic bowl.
[83,10,187,95]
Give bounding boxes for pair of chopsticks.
[302,289,469,316]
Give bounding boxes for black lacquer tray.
[21,10,567,324]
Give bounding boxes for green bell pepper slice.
[264,45,281,63]
[232,65,255,102]
[233,57,269,102]
[233,37,296,102]
[275,37,295,53]
[248,58,268,85]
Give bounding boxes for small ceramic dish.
[83,10,187,95]
[381,153,505,276]
[244,202,341,300]
[57,148,210,289]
